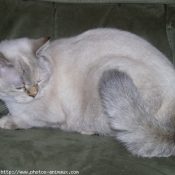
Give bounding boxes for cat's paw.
[81,131,98,135]
[0,116,17,129]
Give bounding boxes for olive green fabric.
[0,0,175,174]
[36,0,175,4]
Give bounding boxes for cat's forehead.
[0,38,33,59]
[0,38,39,72]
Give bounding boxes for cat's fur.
[0,28,175,157]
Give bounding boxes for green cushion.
[0,0,175,174]
[36,0,175,4]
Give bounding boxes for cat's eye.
[16,87,25,90]
[37,80,42,84]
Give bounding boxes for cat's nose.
[27,86,38,98]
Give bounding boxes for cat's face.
[0,37,52,103]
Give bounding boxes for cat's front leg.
[0,114,32,129]
[0,115,18,129]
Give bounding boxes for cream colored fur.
[0,28,175,157]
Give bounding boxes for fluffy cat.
[0,28,175,157]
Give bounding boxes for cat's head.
[0,37,52,103]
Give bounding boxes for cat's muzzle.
[27,85,38,98]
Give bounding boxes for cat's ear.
[33,37,51,57]
[0,52,13,68]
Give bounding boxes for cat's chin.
[15,91,44,104]
[15,96,35,103]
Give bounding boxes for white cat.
[0,28,175,157]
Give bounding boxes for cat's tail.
[99,70,175,157]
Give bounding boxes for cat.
[0,28,175,157]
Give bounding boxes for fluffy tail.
[99,70,175,157]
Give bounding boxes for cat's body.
[0,28,175,157]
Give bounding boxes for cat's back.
[47,28,173,75]
[76,28,171,63]
[49,28,169,63]
[76,28,143,43]
[44,28,175,123]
